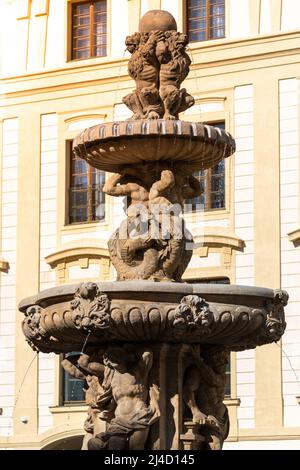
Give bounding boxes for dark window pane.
[76,4,89,15]
[63,352,85,403]
[64,372,85,402]
[74,26,90,37]
[72,174,88,188]
[70,206,88,223]
[73,15,90,27]
[75,37,90,49]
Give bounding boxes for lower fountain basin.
[19,281,287,354]
[72,120,236,173]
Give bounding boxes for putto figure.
[123,10,194,120]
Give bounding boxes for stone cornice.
[0,257,9,272]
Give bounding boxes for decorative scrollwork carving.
[22,305,50,351]
[71,283,111,332]
[173,295,214,335]
[264,289,288,341]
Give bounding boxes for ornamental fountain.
[19,10,287,451]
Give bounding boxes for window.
[187,0,225,42]
[71,1,107,60]
[69,142,106,224]
[186,122,225,212]
[62,353,85,404]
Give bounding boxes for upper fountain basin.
[72,120,236,173]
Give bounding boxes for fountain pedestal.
[19,282,287,450]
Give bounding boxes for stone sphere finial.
[139,10,178,33]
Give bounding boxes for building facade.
[0,0,300,449]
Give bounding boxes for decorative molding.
[173,295,214,336]
[193,228,245,252]
[64,113,107,124]
[288,229,300,247]
[45,245,110,268]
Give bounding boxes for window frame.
[67,140,106,225]
[60,353,86,406]
[186,0,226,43]
[66,0,110,62]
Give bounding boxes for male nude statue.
[88,347,156,450]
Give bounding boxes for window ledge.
[224,398,241,407]
[49,400,240,415]
[49,405,88,414]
